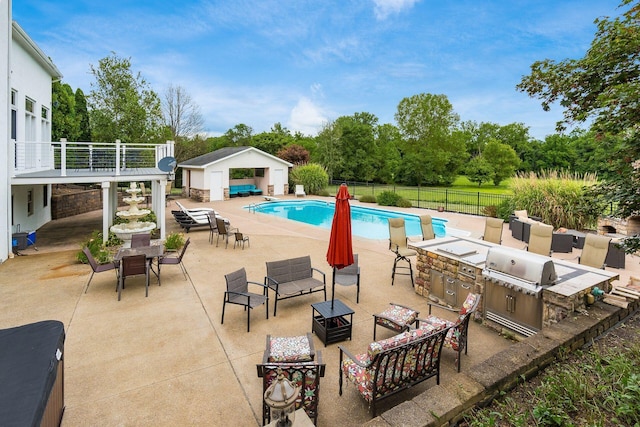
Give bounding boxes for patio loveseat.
[338,324,451,416]
[265,255,326,316]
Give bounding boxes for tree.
[88,52,164,143]
[252,123,293,155]
[52,82,79,141]
[517,0,640,252]
[224,124,253,146]
[466,156,493,186]
[277,144,309,165]
[333,112,378,182]
[314,120,343,182]
[517,0,639,137]
[483,140,520,185]
[162,84,204,140]
[395,93,467,185]
[75,89,91,141]
[517,0,640,220]
[374,123,402,183]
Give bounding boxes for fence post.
[115,139,121,176]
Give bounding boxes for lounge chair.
[295,185,306,197]
[388,218,416,286]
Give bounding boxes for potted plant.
[164,232,185,252]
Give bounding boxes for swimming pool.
[250,200,453,240]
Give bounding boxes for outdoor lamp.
[264,369,300,427]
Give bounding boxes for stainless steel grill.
[482,247,557,336]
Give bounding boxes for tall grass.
[509,171,600,230]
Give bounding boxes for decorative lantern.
[264,369,300,427]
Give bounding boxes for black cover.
[0,320,65,427]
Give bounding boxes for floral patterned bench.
[338,323,451,416]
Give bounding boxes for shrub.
[397,197,413,208]
[77,231,114,264]
[482,205,498,217]
[290,163,329,195]
[318,189,330,197]
[164,232,185,251]
[377,190,402,206]
[358,194,377,203]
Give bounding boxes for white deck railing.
[13,139,175,176]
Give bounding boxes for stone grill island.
[409,236,619,338]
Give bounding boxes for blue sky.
[13,0,624,140]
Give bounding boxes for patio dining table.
[114,244,165,293]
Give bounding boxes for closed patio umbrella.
[326,183,354,309]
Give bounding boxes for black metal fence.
[328,180,511,217]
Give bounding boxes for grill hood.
[483,246,557,287]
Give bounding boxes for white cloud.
[289,97,328,136]
[372,0,421,20]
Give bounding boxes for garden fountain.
[110,182,156,247]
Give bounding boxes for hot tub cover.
[0,320,65,427]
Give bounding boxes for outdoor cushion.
[267,335,313,362]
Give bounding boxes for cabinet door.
[457,279,473,303]
[444,276,457,307]
[429,270,444,299]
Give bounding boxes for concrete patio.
[1,195,638,426]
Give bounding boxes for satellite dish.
[158,156,177,173]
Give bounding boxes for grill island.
[409,236,619,337]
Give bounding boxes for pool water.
[250,200,450,240]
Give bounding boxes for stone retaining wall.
[365,297,640,427]
[52,189,103,219]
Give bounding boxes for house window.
[255,168,265,177]
[10,90,17,140]
[27,190,34,216]
[25,97,36,142]
[41,106,51,141]
[43,185,48,207]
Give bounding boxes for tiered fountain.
[110,182,156,247]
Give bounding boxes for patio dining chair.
[482,217,504,244]
[233,231,250,249]
[130,233,151,248]
[82,247,118,294]
[420,214,435,240]
[417,292,480,372]
[334,253,360,303]
[222,267,268,332]
[207,212,218,244]
[158,238,191,284]
[388,218,416,286]
[215,217,238,248]
[118,254,150,301]
[526,222,553,256]
[579,234,612,269]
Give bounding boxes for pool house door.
[210,170,223,201]
[273,169,284,195]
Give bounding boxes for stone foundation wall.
[188,188,209,202]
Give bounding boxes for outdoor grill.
[482,246,557,337]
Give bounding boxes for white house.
[1,6,174,263]
[179,146,293,201]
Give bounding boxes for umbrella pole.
[332,267,336,310]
